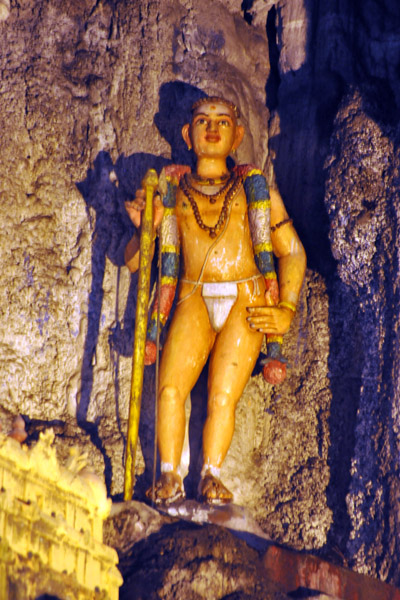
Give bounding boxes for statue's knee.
[159,385,181,408]
[208,392,233,414]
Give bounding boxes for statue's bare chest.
[175,184,248,237]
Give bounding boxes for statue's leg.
[150,286,215,502]
[199,281,265,503]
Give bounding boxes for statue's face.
[189,101,239,159]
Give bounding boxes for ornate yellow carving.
[0,429,122,599]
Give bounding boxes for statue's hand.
[246,305,294,335]
[125,189,164,231]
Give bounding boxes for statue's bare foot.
[146,472,185,505]
[198,472,233,505]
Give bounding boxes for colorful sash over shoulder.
[234,165,284,368]
[144,165,189,365]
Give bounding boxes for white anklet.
[201,464,221,479]
[161,461,174,473]
[161,462,182,476]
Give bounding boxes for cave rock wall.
[1,0,400,585]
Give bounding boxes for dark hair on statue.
[191,96,240,119]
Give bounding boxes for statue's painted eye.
[219,119,230,127]
[195,117,208,125]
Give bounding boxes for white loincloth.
[181,275,263,332]
[201,282,238,332]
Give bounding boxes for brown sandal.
[146,472,185,505]
[198,472,233,505]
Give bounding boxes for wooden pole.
[124,168,158,501]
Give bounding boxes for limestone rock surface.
[1,0,400,590]
[324,88,400,581]
[105,502,289,600]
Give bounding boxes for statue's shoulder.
[164,164,191,182]
[233,164,264,180]
[160,165,191,208]
[234,165,269,203]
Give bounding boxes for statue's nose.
[207,119,217,132]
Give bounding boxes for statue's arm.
[124,230,141,273]
[145,167,187,364]
[124,190,164,273]
[247,187,306,335]
[270,187,306,312]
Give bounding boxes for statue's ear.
[232,125,244,151]
[181,123,191,148]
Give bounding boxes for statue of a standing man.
[125,96,306,504]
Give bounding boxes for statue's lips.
[205,134,221,142]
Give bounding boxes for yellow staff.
[124,168,158,501]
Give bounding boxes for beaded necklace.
[179,173,242,239]
[190,172,230,187]
[183,172,235,204]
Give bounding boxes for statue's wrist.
[278,300,297,314]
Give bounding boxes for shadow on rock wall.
[259,0,351,553]
[264,1,339,276]
[324,85,400,579]
[259,0,400,571]
[75,82,211,495]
